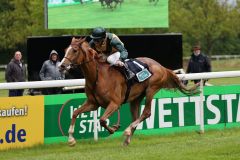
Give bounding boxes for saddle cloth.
[124,59,152,82]
[115,59,152,104]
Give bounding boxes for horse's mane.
[71,37,85,45]
[72,37,108,64]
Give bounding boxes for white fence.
[0,71,240,139]
[1,71,240,90]
[0,79,85,90]
[183,54,240,61]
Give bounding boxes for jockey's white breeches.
[107,52,121,65]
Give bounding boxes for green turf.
[1,127,240,160]
[48,0,169,29]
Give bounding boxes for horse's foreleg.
[99,102,120,134]
[68,101,98,146]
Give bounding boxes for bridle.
[63,41,100,106]
[63,42,95,68]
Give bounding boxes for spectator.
[39,50,65,95]
[186,44,211,86]
[5,51,26,96]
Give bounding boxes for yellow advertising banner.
[0,96,44,150]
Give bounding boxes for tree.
[169,0,240,56]
[0,0,239,61]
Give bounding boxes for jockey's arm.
[89,40,94,48]
[111,38,128,61]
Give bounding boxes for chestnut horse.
[59,37,198,146]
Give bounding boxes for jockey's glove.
[115,60,124,67]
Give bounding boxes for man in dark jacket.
[186,45,211,85]
[5,51,26,96]
[39,50,65,95]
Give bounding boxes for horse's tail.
[165,69,200,96]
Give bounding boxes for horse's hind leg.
[68,101,98,146]
[123,95,143,146]
[124,89,156,145]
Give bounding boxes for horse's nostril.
[58,65,65,71]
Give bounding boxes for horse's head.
[59,37,96,72]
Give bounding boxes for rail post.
[199,79,204,134]
[93,110,98,141]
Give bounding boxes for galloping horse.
[59,37,198,146]
[149,0,159,5]
[99,0,123,9]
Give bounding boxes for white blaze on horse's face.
[59,46,77,71]
[59,46,72,71]
[65,46,73,61]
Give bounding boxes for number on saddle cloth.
[124,59,152,82]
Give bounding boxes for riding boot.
[124,63,135,80]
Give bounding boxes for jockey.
[89,27,128,67]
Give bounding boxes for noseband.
[64,43,95,67]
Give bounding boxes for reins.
[63,55,94,68]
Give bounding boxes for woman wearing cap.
[89,27,128,67]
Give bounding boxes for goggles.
[93,38,103,43]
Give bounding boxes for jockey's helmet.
[90,27,106,40]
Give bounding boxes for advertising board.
[0,96,44,150]
[44,85,240,143]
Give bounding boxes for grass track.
[48,0,168,29]
[1,127,240,160]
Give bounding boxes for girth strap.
[123,80,133,104]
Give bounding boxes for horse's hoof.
[112,124,121,130]
[68,138,76,147]
[108,128,115,134]
[124,128,131,136]
[123,135,131,146]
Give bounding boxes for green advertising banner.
[44,85,240,143]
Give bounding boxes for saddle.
[115,59,152,104]
[124,59,152,82]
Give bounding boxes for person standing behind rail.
[185,44,212,86]
[39,50,65,95]
[5,51,27,96]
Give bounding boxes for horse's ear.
[80,36,86,42]
[71,37,76,42]
[78,37,86,45]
